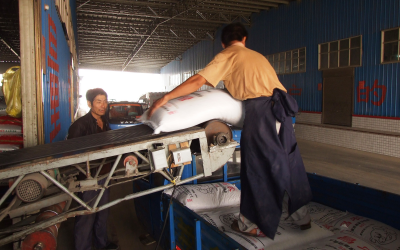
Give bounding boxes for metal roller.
[201,120,232,146]
[21,201,66,250]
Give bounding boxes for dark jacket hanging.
[240,88,312,239]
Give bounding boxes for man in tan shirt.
[148,22,312,239]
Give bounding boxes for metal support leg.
[158,170,174,183]
[223,163,228,182]
[73,165,87,175]
[199,137,212,177]
[40,171,92,211]
[92,154,122,209]
[0,175,24,207]
[134,151,149,164]
[195,220,201,250]
[95,157,107,178]
[169,202,175,250]
[192,154,197,184]
[86,161,92,178]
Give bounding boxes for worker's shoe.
[97,243,119,250]
[300,220,312,230]
[231,220,266,237]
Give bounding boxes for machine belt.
[0,125,202,169]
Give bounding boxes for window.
[382,27,400,63]
[266,47,306,75]
[319,36,362,70]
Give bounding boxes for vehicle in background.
[107,102,144,130]
[138,92,167,110]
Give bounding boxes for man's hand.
[148,96,168,118]
[147,74,209,119]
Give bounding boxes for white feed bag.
[140,89,244,134]
[0,144,20,152]
[289,232,380,250]
[328,213,400,250]
[0,124,22,135]
[307,202,349,230]
[198,206,334,250]
[163,182,241,212]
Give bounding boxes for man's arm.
[148,74,211,118]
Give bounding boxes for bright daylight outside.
[78,69,164,115]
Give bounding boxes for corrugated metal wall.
[42,0,73,143]
[161,0,400,118]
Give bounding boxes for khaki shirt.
[198,44,286,100]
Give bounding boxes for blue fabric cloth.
[240,88,312,239]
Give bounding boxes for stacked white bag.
[163,183,241,212]
[164,184,334,250]
[140,89,244,134]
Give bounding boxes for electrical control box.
[171,148,192,165]
[149,148,168,170]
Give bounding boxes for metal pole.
[0,173,205,247]
[19,0,38,147]
[92,154,121,209]
[169,202,175,250]
[196,220,202,250]
[134,151,149,163]
[73,165,87,175]
[95,157,107,178]
[86,161,92,178]
[0,175,24,207]
[158,170,174,183]
[40,171,92,211]
[97,173,204,211]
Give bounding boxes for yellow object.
[2,66,22,118]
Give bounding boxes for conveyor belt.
[0,125,203,169]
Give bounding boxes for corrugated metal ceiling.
[76,0,293,73]
[0,0,294,73]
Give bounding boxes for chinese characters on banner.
[357,80,387,106]
[289,84,302,96]
[48,14,61,142]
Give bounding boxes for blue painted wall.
[161,0,400,118]
[42,0,74,143]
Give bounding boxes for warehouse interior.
[0,0,400,249]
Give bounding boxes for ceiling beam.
[122,0,210,71]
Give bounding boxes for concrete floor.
[298,139,400,195]
[2,139,399,250]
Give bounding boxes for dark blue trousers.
[240,89,312,239]
[75,178,110,250]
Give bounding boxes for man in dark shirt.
[68,88,118,250]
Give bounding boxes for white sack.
[198,206,334,250]
[307,202,349,230]
[0,124,22,135]
[328,213,400,250]
[163,182,241,212]
[290,232,380,250]
[0,144,20,152]
[140,89,244,134]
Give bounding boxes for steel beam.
[19,0,38,147]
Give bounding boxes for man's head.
[221,22,248,48]
[86,88,108,117]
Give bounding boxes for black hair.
[86,88,108,104]
[221,22,248,47]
